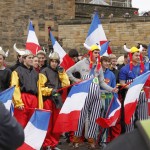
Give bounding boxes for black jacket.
[0,102,24,150]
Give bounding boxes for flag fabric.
[0,86,15,111]
[50,31,75,70]
[96,93,121,128]
[53,78,93,133]
[26,21,41,55]
[17,109,51,150]
[85,12,112,55]
[124,71,150,124]
[100,41,110,56]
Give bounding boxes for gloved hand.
[57,66,64,73]
[51,89,58,96]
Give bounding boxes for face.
[102,60,110,70]
[50,59,59,69]
[132,52,140,63]
[0,55,4,67]
[141,47,147,57]
[72,57,79,63]
[111,58,117,66]
[92,50,100,61]
[33,57,39,69]
[23,54,33,67]
[37,54,46,67]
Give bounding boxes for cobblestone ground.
[58,137,102,150]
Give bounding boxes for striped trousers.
[74,82,102,139]
[125,91,148,133]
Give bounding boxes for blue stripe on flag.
[130,71,150,88]
[0,87,15,103]
[87,12,101,37]
[29,21,34,31]
[68,78,93,97]
[50,31,56,46]
[108,93,120,115]
[30,110,51,131]
[100,41,109,56]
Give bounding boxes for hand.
[57,66,64,73]
[76,79,82,83]
[17,105,24,110]
[51,89,58,96]
[112,87,119,93]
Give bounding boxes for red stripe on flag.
[96,109,120,128]
[26,43,41,55]
[100,41,112,54]
[124,101,138,124]
[53,111,80,133]
[60,54,75,70]
[17,143,35,150]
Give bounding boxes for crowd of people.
[0,42,149,150]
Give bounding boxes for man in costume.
[39,51,70,150]
[0,47,11,92]
[66,44,118,149]
[119,44,148,133]
[11,45,40,128]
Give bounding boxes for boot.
[72,136,80,148]
[88,138,96,149]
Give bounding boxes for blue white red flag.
[85,12,112,55]
[17,109,51,150]
[53,78,93,133]
[0,86,15,112]
[50,31,75,70]
[26,21,41,55]
[124,71,150,124]
[96,93,121,128]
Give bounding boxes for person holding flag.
[11,46,40,128]
[66,44,118,149]
[38,51,70,150]
[119,44,149,133]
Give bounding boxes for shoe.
[88,138,96,149]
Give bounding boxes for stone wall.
[0,0,75,63]
[58,17,150,57]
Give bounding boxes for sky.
[132,0,150,13]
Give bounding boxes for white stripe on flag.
[4,99,12,111]
[60,92,88,114]
[24,122,47,149]
[27,30,39,45]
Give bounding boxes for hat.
[84,43,101,71]
[0,47,9,57]
[36,50,46,56]
[123,44,144,73]
[49,52,60,61]
[13,43,33,57]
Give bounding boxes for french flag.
[50,31,75,70]
[85,12,112,55]
[53,78,93,133]
[96,93,121,128]
[0,86,15,112]
[26,21,41,55]
[124,71,150,124]
[18,109,51,150]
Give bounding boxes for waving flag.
[53,78,93,133]
[50,31,75,70]
[96,93,121,128]
[124,71,150,124]
[0,86,15,111]
[85,12,112,55]
[26,21,41,55]
[100,41,110,56]
[18,109,51,150]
